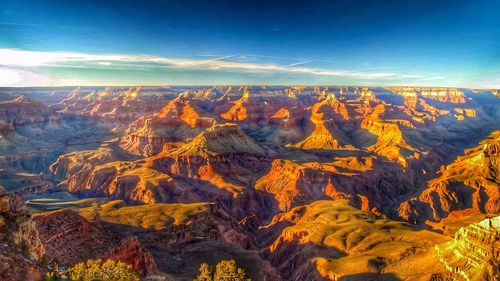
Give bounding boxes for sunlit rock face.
[0,187,46,281]
[400,131,500,224]
[1,85,499,280]
[359,104,418,167]
[259,200,450,281]
[55,123,277,220]
[255,157,414,214]
[436,216,499,281]
[121,95,215,156]
[57,87,171,124]
[41,86,500,224]
[290,92,352,150]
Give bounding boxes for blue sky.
[0,0,499,87]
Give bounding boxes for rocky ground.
[0,86,498,280]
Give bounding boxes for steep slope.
[255,156,414,213]
[0,96,52,125]
[399,131,500,223]
[435,216,499,281]
[359,104,418,167]
[0,187,46,281]
[121,96,214,156]
[57,123,275,220]
[35,209,156,275]
[291,93,351,150]
[172,123,267,157]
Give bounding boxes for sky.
[0,0,499,87]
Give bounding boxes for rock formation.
[121,95,215,156]
[400,131,500,223]
[0,187,45,281]
[3,85,500,280]
[436,216,499,281]
[35,208,156,275]
[0,96,52,126]
[57,87,170,125]
[260,200,449,281]
[255,157,414,213]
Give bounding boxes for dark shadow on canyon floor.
[339,272,401,281]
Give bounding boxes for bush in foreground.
[46,258,139,281]
[194,259,251,281]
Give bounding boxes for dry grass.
[78,201,211,229]
[267,200,450,279]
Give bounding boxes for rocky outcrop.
[0,187,45,281]
[399,131,500,223]
[0,96,52,126]
[260,200,449,281]
[0,187,44,260]
[436,216,499,281]
[121,96,214,156]
[172,123,267,157]
[35,209,156,275]
[256,157,414,213]
[59,124,276,220]
[57,87,169,125]
[359,104,418,167]
[388,87,467,104]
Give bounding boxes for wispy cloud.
[0,48,445,86]
[201,54,239,63]
[286,61,312,67]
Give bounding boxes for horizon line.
[0,84,496,90]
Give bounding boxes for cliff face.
[400,131,500,223]
[0,187,45,281]
[388,87,467,104]
[34,209,156,275]
[436,216,499,281]
[0,96,52,126]
[290,94,351,150]
[58,124,277,221]
[359,104,418,167]
[57,87,169,125]
[121,96,214,156]
[47,86,500,225]
[255,157,414,214]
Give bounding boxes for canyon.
[0,86,499,280]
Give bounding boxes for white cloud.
[0,48,454,86]
[0,66,53,87]
[0,68,22,85]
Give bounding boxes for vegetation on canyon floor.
[45,259,139,281]
[194,259,251,281]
